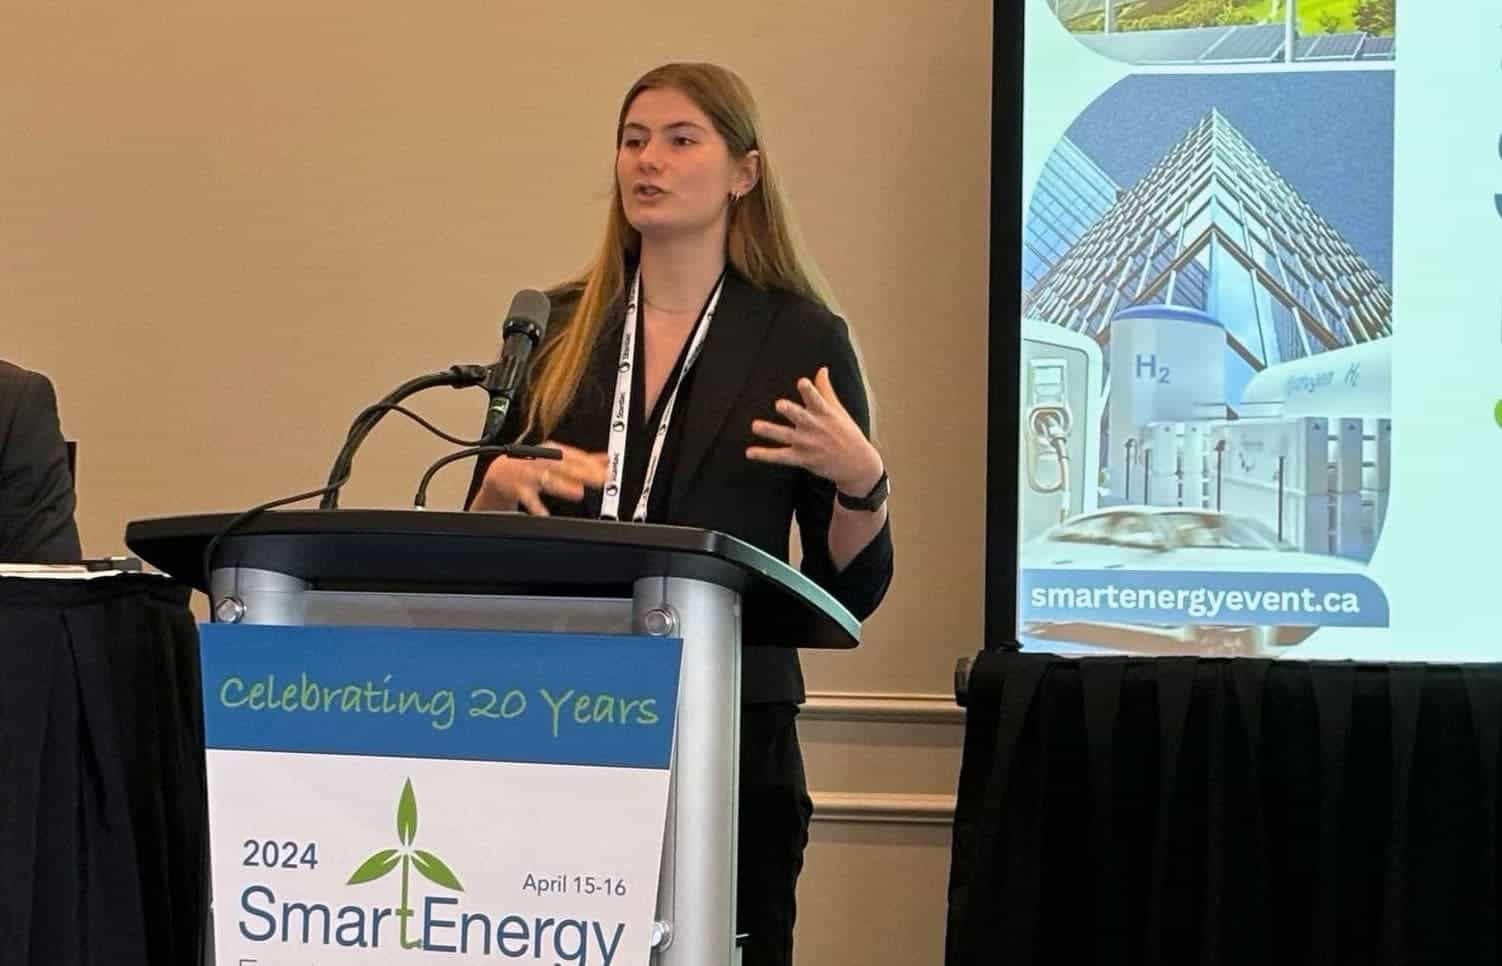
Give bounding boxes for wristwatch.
[836,470,890,512]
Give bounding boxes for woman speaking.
[468,62,894,966]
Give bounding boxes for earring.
[729,191,741,204]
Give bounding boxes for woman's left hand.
[747,366,884,497]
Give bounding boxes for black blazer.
[0,361,82,563]
[470,268,893,704]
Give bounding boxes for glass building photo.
[1025,109,1392,389]
[1023,137,1120,292]
[1020,95,1394,571]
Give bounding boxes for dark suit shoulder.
[755,287,864,379]
[0,360,81,563]
[759,285,847,341]
[536,280,630,357]
[542,280,586,325]
[0,361,57,439]
[738,283,858,386]
[0,359,50,395]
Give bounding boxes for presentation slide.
[1014,0,1501,660]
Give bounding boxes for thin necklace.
[642,296,698,314]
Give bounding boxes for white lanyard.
[600,266,725,522]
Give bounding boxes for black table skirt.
[0,575,205,966]
[947,650,1502,966]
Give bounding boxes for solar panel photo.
[1045,0,1396,66]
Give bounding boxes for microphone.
[482,289,551,444]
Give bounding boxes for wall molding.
[802,690,965,725]
[811,792,956,825]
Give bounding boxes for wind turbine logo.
[346,778,465,951]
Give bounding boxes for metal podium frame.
[126,509,859,966]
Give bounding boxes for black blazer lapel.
[666,271,775,515]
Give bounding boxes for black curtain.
[947,650,1502,966]
[0,575,206,966]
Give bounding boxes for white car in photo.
[1020,505,1367,656]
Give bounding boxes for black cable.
[350,403,486,448]
[413,444,561,508]
[320,365,489,510]
[201,442,562,609]
[200,479,346,615]
[204,363,491,615]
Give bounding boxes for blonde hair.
[520,62,839,442]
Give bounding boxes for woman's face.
[617,86,755,241]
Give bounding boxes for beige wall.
[3,1,990,960]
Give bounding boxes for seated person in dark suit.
[0,360,82,563]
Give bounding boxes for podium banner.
[200,623,682,965]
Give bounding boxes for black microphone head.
[481,289,553,436]
[503,289,551,343]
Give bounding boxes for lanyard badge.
[599,266,725,522]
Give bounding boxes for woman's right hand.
[470,441,609,515]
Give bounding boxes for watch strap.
[836,470,890,511]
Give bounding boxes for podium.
[126,509,858,966]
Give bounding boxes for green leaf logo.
[413,850,464,891]
[346,778,463,951]
[347,848,400,885]
[397,779,418,847]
